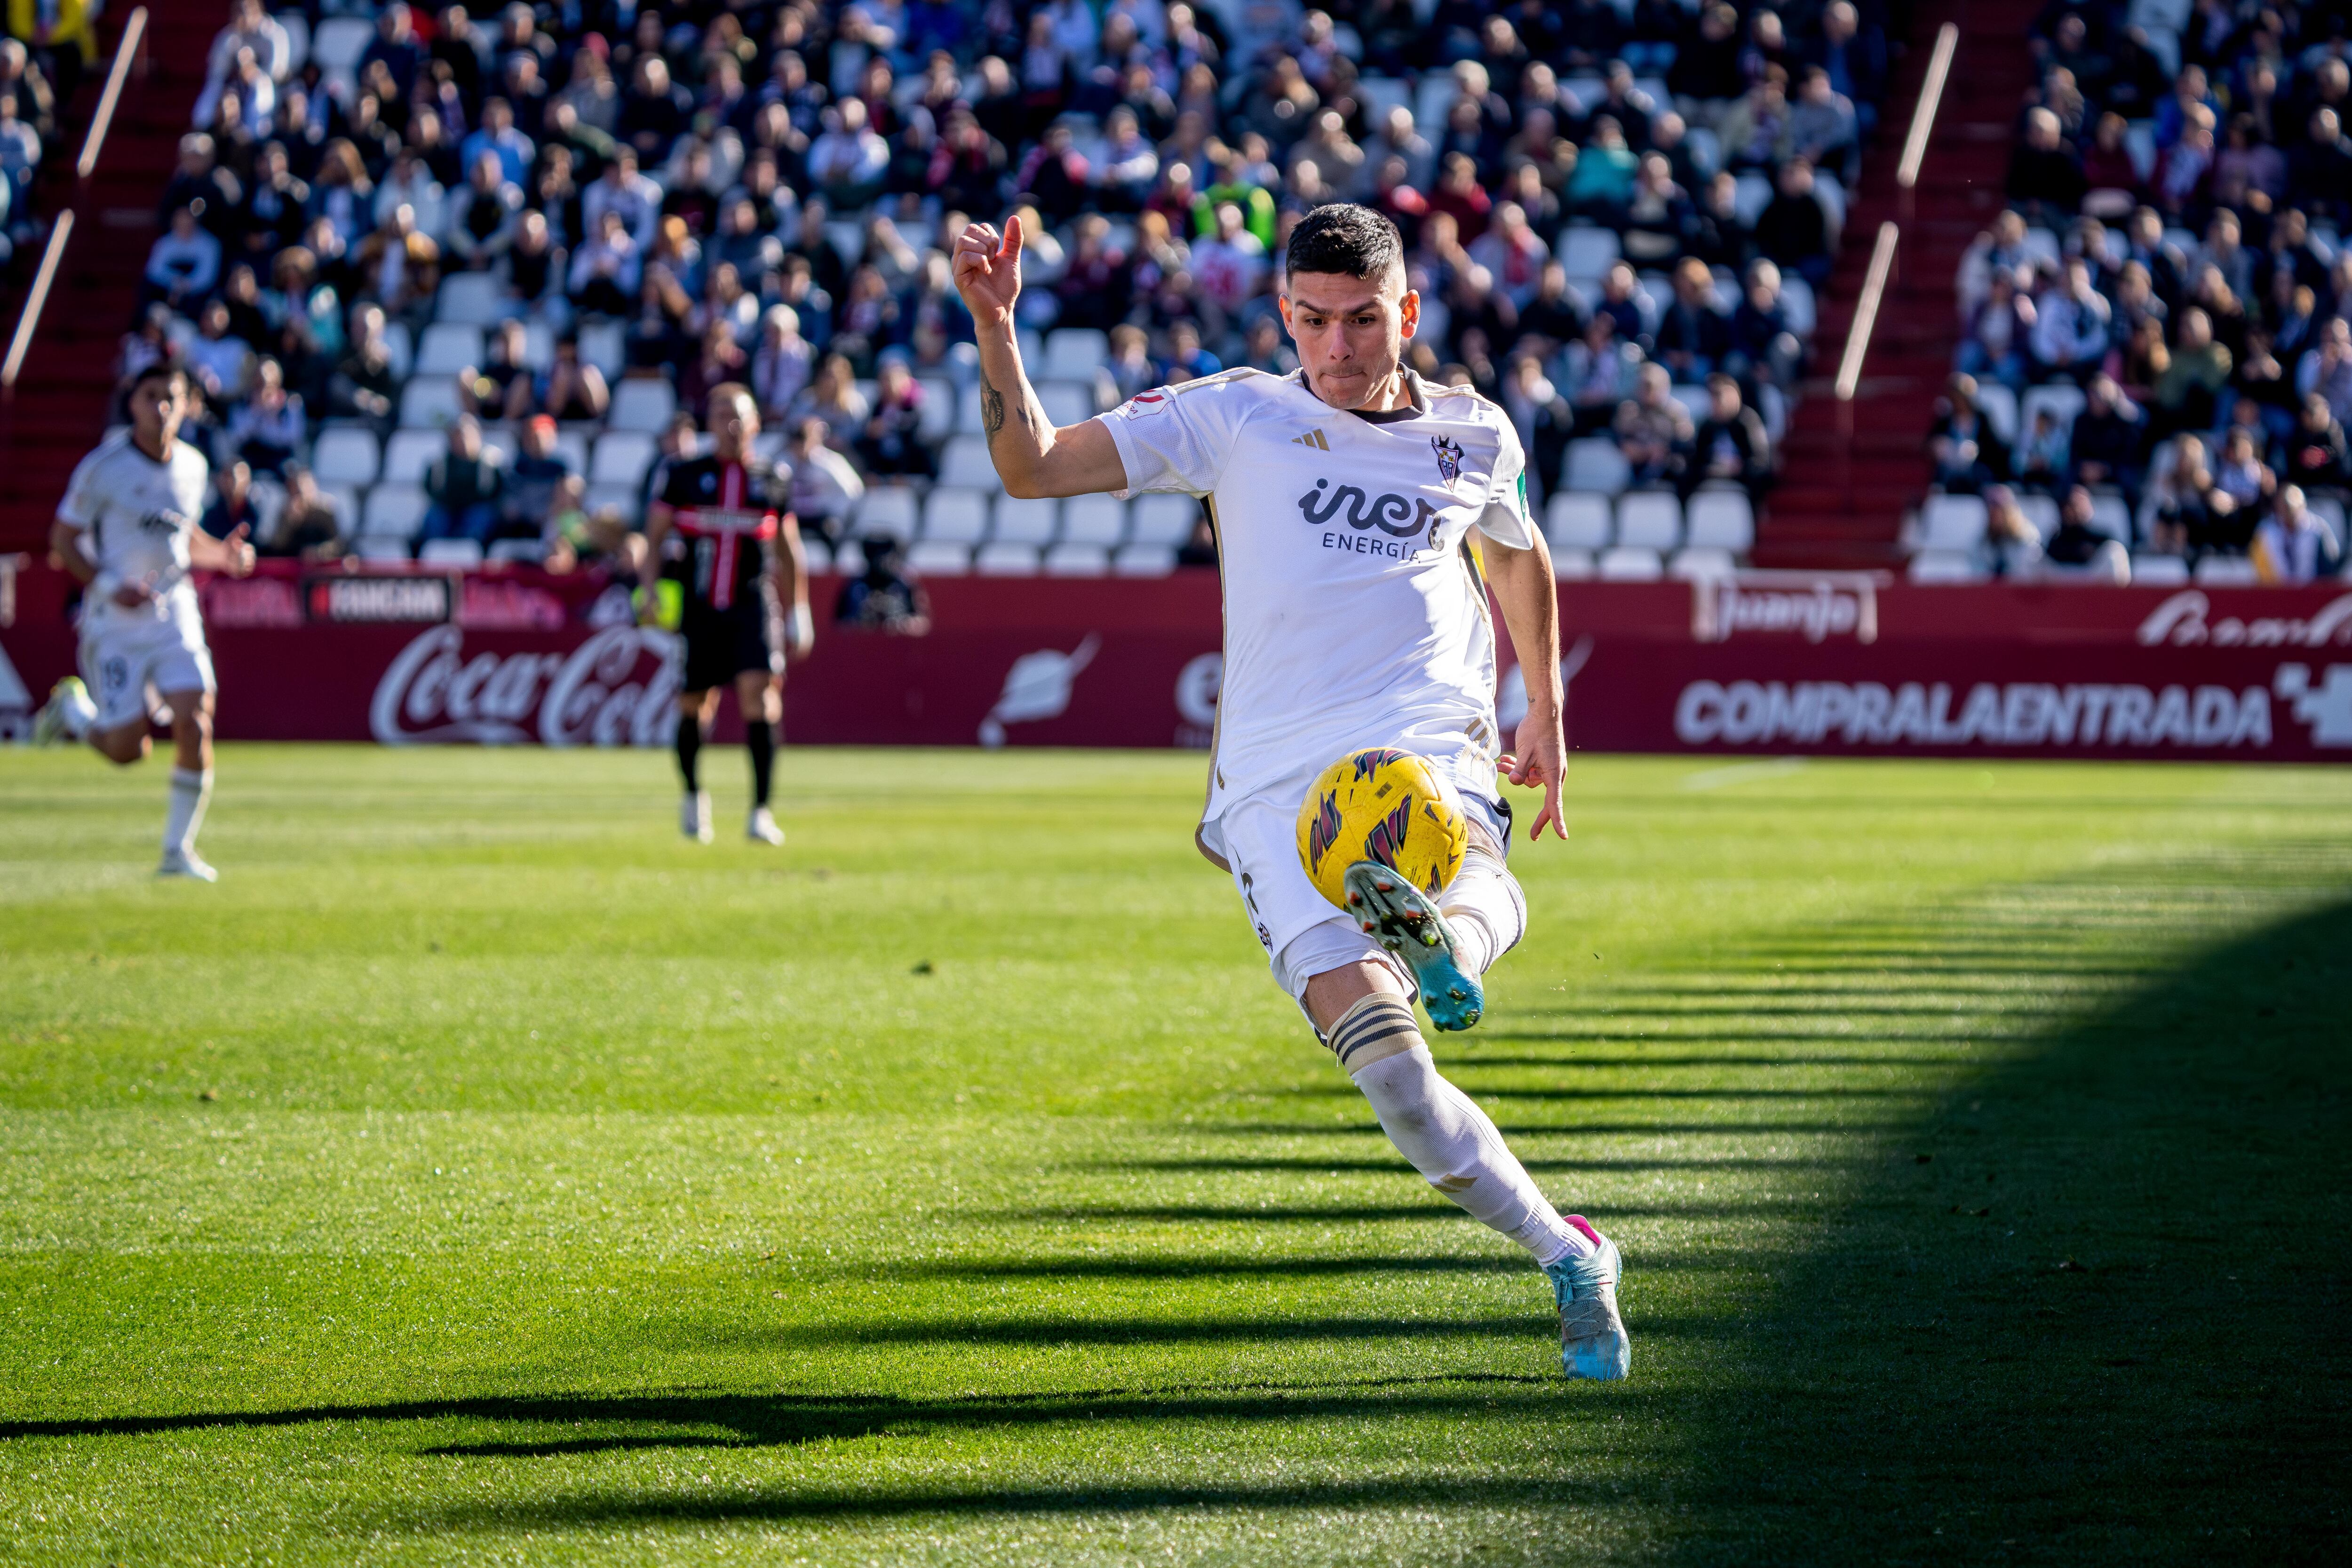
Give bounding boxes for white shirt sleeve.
[1473,416,1537,549]
[1099,372,1258,499]
[55,446,104,529]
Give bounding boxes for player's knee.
[1324,992,1425,1074]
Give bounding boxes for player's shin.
[745,719,774,807]
[1437,845,1526,978]
[1327,994,1589,1266]
[164,767,212,855]
[674,713,702,790]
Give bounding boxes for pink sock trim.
[1564,1214,1603,1249]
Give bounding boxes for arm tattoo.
[981,378,1006,439]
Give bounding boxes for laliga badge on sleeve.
[1123,389,1171,418]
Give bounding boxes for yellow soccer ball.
[1294,748,1468,910]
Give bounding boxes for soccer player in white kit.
[953,204,1630,1378]
[32,362,256,880]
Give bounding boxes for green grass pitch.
[2,744,2348,1565]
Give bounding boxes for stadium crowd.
[126,0,1890,581]
[0,5,88,274]
[1917,0,2352,584]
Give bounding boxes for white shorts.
[79,611,213,732]
[1200,770,1513,1001]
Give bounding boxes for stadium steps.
[0,3,211,553]
[1754,0,2042,569]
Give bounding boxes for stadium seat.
[2018,493,2061,540]
[956,382,989,436]
[908,540,971,575]
[1061,493,1127,547]
[1545,492,1612,550]
[523,321,556,372]
[993,494,1060,545]
[477,425,517,466]
[2306,494,2346,537]
[1038,380,1094,427]
[2131,553,2190,584]
[1112,543,1177,576]
[916,375,956,442]
[1129,493,1200,547]
[414,323,483,377]
[584,484,642,523]
[576,321,626,382]
[419,538,484,567]
[842,484,914,540]
[1042,328,1109,380]
[1615,492,1682,551]
[801,539,833,574]
[607,379,677,432]
[1974,383,2019,445]
[1668,383,1711,425]
[311,15,372,98]
[1733,172,1774,225]
[432,273,507,327]
[381,430,441,486]
[1556,225,1620,281]
[1044,543,1111,575]
[2193,556,2261,585]
[488,539,545,564]
[310,428,380,487]
[1908,550,1982,582]
[381,323,414,380]
[1551,548,1596,579]
[1779,275,1816,336]
[398,378,461,429]
[1670,547,1737,579]
[320,485,360,536]
[1685,491,1755,552]
[2088,493,2135,541]
[1920,494,1988,551]
[2019,383,2087,438]
[277,12,310,73]
[938,435,997,488]
[589,432,656,487]
[975,542,1042,575]
[353,537,412,562]
[920,486,988,543]
[1564,439,1632,495]
[1597,546,1665,581]
[552,429,591,476]
[362,483,429,540]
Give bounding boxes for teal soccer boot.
[1342,860,1484,1031]
[1543,1216,1630,1381]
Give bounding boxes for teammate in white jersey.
[952,204,1629,1378]
[32,362,256,880]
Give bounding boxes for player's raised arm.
[952,216,1130,499]
[1484,530,1569,843]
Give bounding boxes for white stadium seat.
[1920,494,1988,552]
[1060,493,1127,547]
[1557,225,1620,281]
[310,427,380,487]
[576,321,626,381]
[800,539,834,574]
[488,539,546,563]
[381,429,442,485]
[993,495,1060,545]
[2019,383,2087,437]
[1545,492,1612,550]
[1564,438,1632,495]
[362,483,429,540]
[585,484,643,523]
[938,434,997,488]
[381,322,413,380]
[908,540,971,575]
[2193,556,2261,585]
[419,538,484,567]
[916,375,956,442]
[589,432,656,487]
[1112,543,1177,576]
[957,382,988,435]
[1685,491,1755,552]
[1974,382,2019,445]
[852,485,921,540]
[2018,493,2061,541]
[2131,553,2190,584]
[920,486,989,543]
[606,379,677,432]
[1128,493,1200,547]
[1551,548,1596,579]
[1614,492,1682,551]
[414,323,483,376]
[975,541,1042,575]
[1038,380,1095,427]
[1597,546,1665,581]
[1043,329,1109,380]
[1044,543,1111,575]
[353,536,412,562]
[1908,549,1982,582]
[433,272,509,326]
[398,377,462,430]
[1670,548,1737,579]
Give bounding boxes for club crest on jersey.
[1430,436,1465,486]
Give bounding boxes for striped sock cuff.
[1327,994,1424,1072]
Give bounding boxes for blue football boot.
[1543,1215,1630,1380]
[1342,860,1484,1031]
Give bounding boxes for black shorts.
[680,601,782,691]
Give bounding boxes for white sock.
[1350,1040,1590,1266]
[165,768,212,855]
[59,686,95,740]
[1439,846,1526,979]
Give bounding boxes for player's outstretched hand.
[951,215,1024,328]
[222,523,256,579]
[1499,716,1569,842]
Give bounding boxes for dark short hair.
[1285,203,1404,282]
[130,358,189,396]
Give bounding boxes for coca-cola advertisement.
[2,557,2349,760]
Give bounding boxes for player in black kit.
[644,383,815,844]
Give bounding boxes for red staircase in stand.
[1755,0,2042,567]
[0,1,214,555]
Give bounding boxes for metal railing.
[77,5,147,179]
[1835,221,1901,401]
[1833,19,1960,403]
[1899,23,1961,190]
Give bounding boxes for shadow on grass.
[1660,897,2352,1564]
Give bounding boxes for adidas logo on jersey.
[1289,429,1330,451]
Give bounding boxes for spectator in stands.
[2147,434,2218,557]
[1176,512,1219,567]
[1789,68,1859,185]
[834,535,931,634]
[1615,364,1694,490]
[528,333,608,422]
[582,147,661,249]
[145,207,222,312]
[374,149,446,242]
[2283,392,2350,493]
[2007,107,2087,226]
[678,318,752,413]
[447,153,524,271]
[1728,258,1804,389]
[2253,486,2345,582]
[856,358,933,478]
[0,90,35,247]
[2211,426,2275,517]
[2043,486,2131,582]
[2016,407,2071,493]
[499,415,572,541]
[569,209,643,316]
[1928,374,2008,494]
[222,356,302,476]
[1755,159,1836,287]
[1558,311,1643,420]
[786,416,864,547]
[2031,259,2113,384]
[2071,376,2146,501]
[2152,306,2233,436]
[0,40,56,153]
[1976,486,2045,579]
[358,3,426,105]
[1501,353,1573,501]
[306,140,373,251]
[328,304,399,431]
[421,416,505,545]
[1656,258,1731,381]
[261,465,345,561]
[199,459,263,541]
[1105,323,1157,400]
[785,353,869,450]
[460,320,534,423]
[1688,373,1773,498]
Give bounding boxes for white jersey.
[57,432,212,630]
[1101,367,1535,821]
